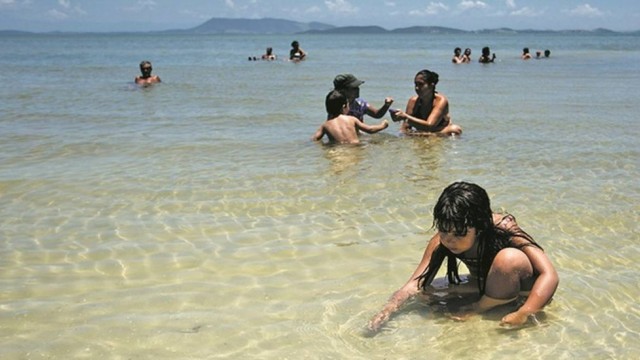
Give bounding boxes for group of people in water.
[453,46,551,63]
[133,53,559,331]
[312,71,558,333]
[313,70,462,144]
[248,40,307,62]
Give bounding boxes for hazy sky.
[1,0,638,32]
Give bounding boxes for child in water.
[312,90,388,145]
[369,181,559,332]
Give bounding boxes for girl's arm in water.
[368,233,441,332]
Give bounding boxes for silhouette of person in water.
[479,47,496,63]
[452,47,465,64]
[289,40,307,61]
[262,47,276,60]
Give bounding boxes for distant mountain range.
[2,17,638,35]
[160,18,639,35]
[175,17,334,34]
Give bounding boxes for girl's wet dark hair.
[416,181,542,294]
[415,69,439,86]
[432,182,493,237]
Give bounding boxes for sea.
[0,31,639,359]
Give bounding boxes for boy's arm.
[311,125,325,141]
[355,118,389,134]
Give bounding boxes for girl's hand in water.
[368,310,391,332]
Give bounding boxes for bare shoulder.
[435,92,449,105]
[341,114,359,124]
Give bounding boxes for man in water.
[135,60,161,85]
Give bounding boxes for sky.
[1,0,638,33]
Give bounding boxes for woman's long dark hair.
[416,182,541,294]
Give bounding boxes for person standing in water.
[289,40,307,61]
[452,47,465,64]
[479,47,496,63]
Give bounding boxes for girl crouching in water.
[369,181,558,332]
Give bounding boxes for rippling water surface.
[0,32,639,359]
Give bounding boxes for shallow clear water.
[0,32,639,359]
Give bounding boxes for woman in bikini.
[368,181,559,332]
[390,69,462,136]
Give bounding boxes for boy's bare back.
[313,115,388,144]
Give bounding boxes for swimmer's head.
[482,47,490,56]
[544,49,551,57]
[454,47,461,55]
[523,47,530,54]
[464,48,471,56]
[139,60,152,72]
[325,90,348,117]
[291,40,299,48]
[432,182,493,237]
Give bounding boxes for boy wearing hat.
[333,74,394,123]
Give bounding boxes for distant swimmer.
[312,90,389,145]
[462,48,472,63]
[479,46,496,63]
[521,47,532,60]
[289,40,307,61]
[390,69,462,136]
[452,47,465,64]
[262,47,276,60]
[135,60,161,85]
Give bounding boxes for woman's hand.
[390,110,407,122]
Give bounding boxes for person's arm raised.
[366,97,394,119]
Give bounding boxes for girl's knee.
[493,248,532,275]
